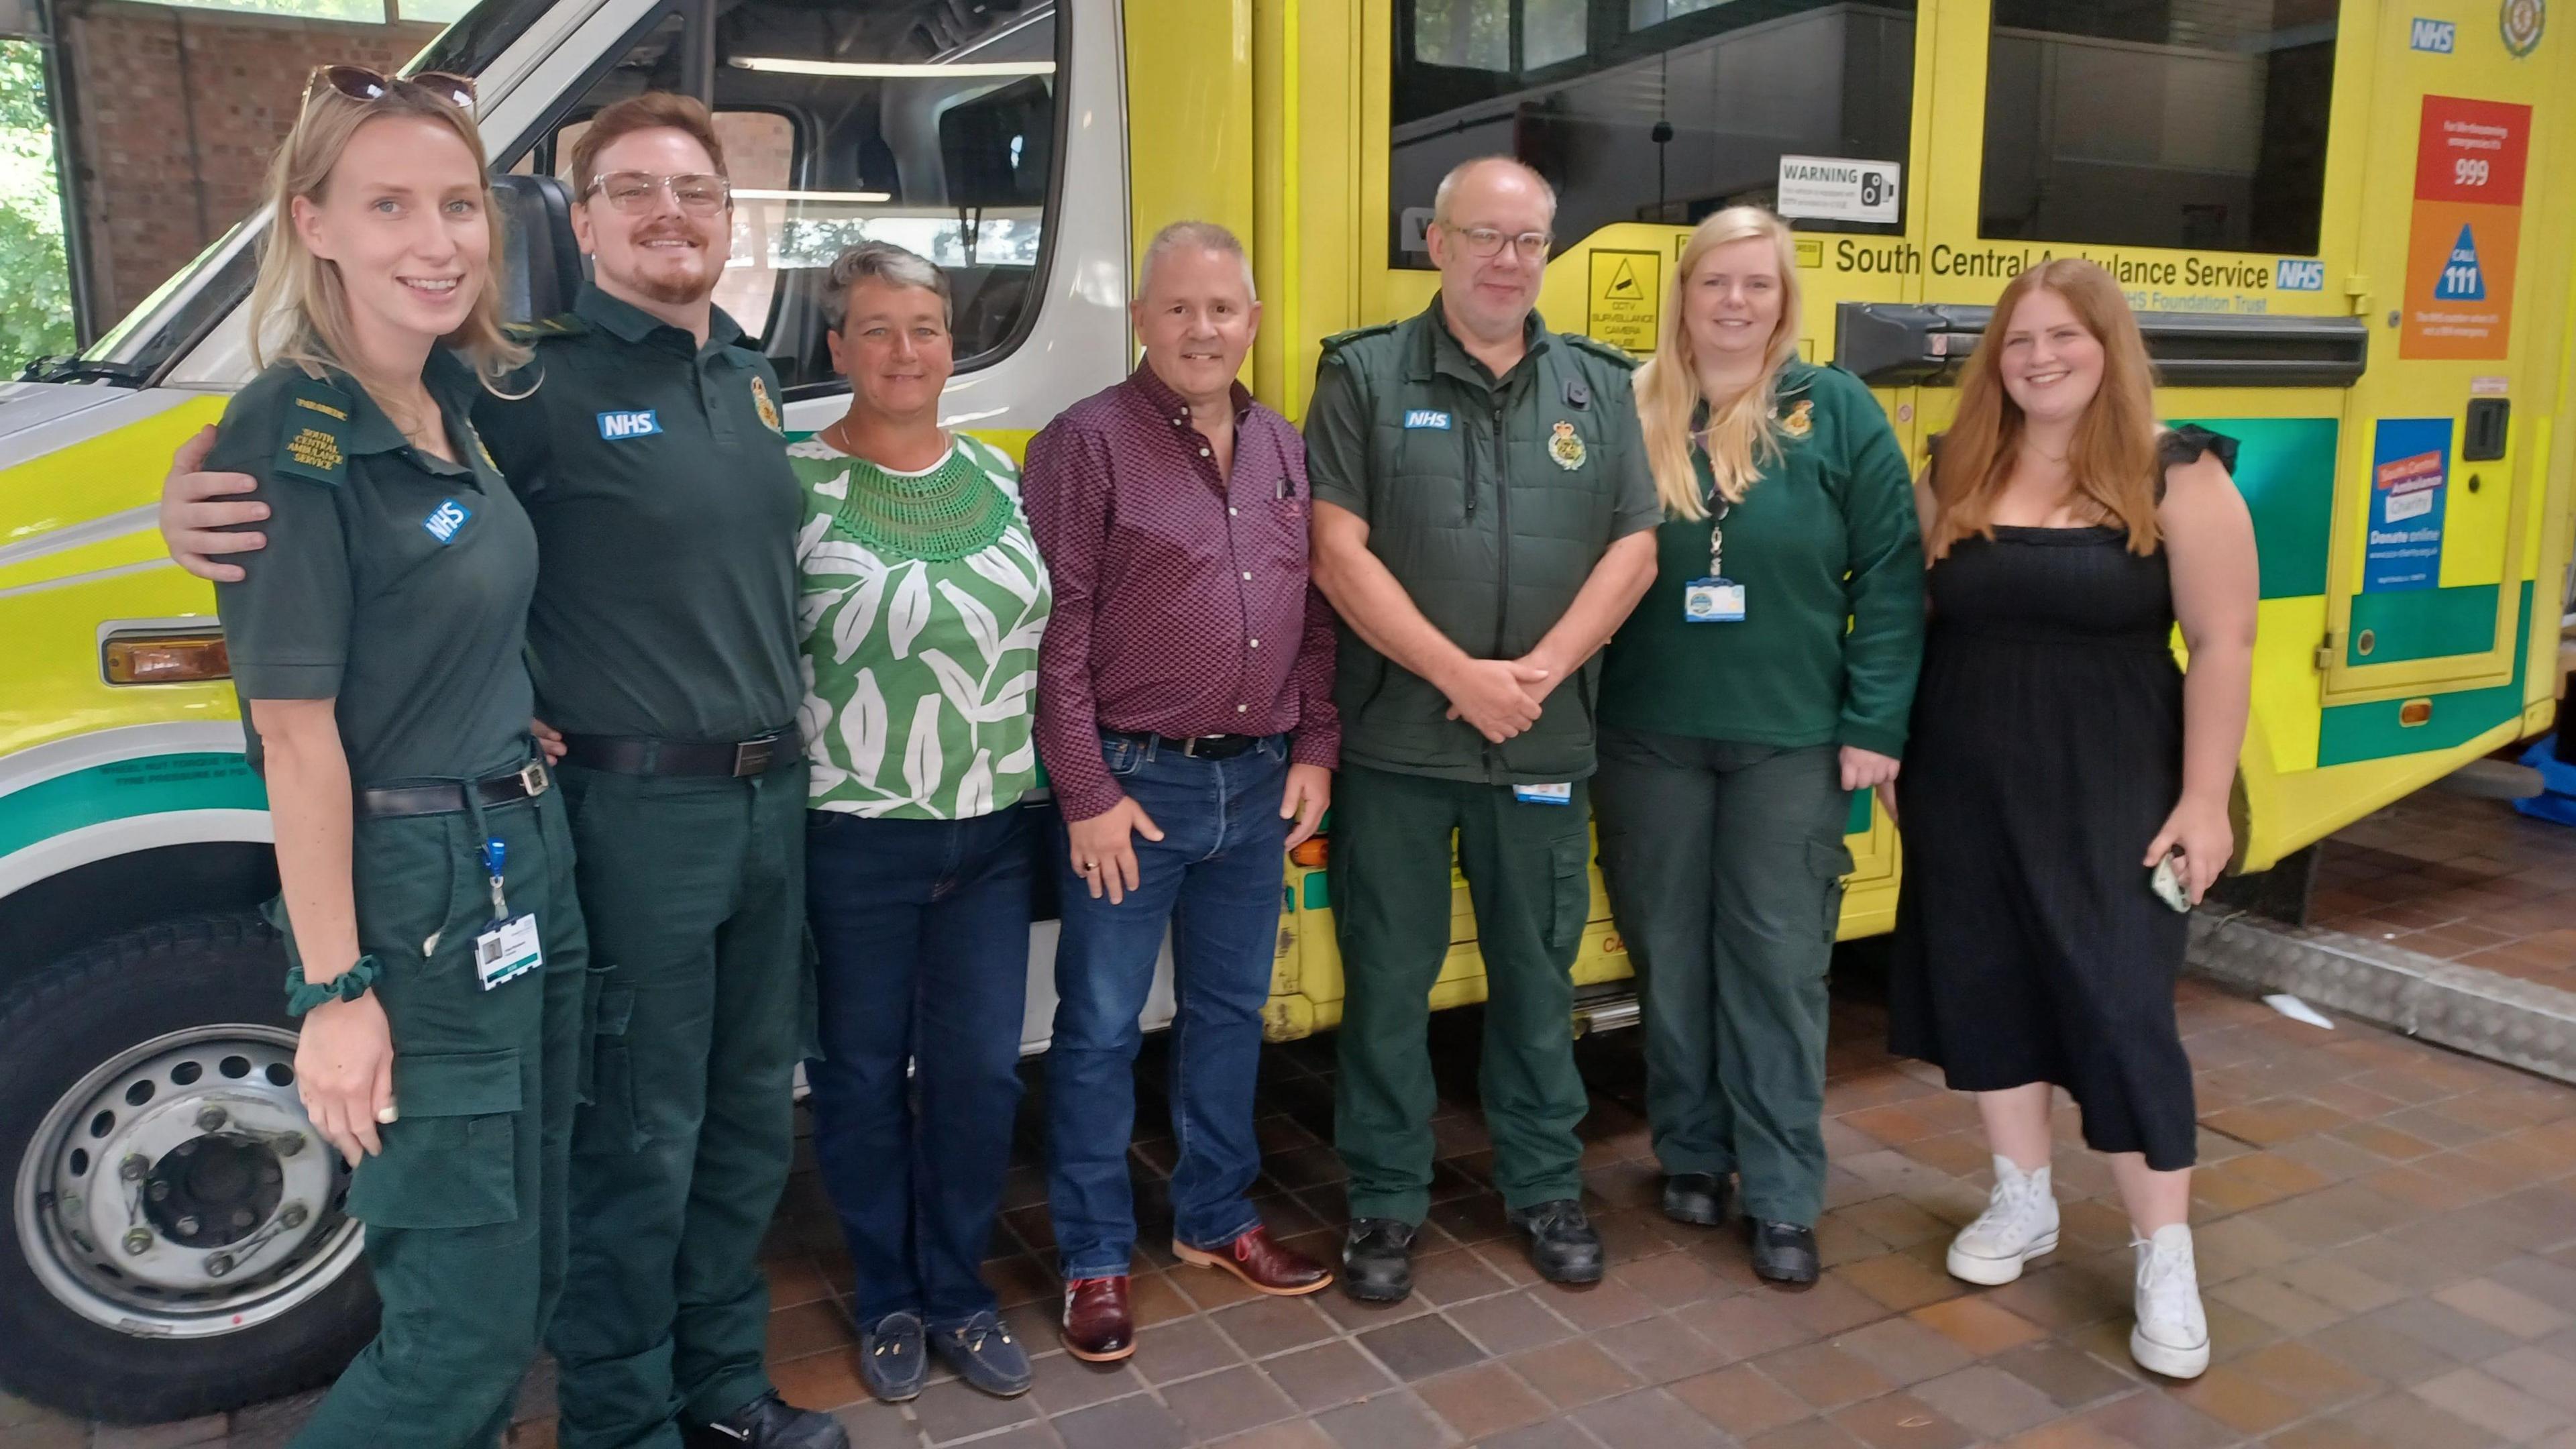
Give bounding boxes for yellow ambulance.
[0,0,2566,1419]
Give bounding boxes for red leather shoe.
[1059,1275,1135,1362]
[1173,1225,1334,1297]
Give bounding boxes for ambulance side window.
[1979,1,2336,254]
[709,3,1061,390]
[1389,0,1919,266]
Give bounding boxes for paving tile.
[2335,1388,2506,1448]
[2076,1390,2237,1449]
[1670,1363,1815,1438]
[1159,1364,1298,1442]
[1476,1420,1601,1449]
[1355,1312,1485,1382]
[911,1377,1040,1444]
[1024,1350,1145,1415]
[1831,1316,1974,1386]
[1131,1319,1248,1385]
[1827,1390,1976,1449]
[1413,1361,1553,1441]
[1051,1393,1189,1449]
[1909,1364,2061,1440]
[2436,1278,2576,1339]
[2412,1366,2571,1443]
[1593,1311,1733,1385]
[1572,1387,1721,1444]
[1908,1295,2050,1356]
[2485,1346,2576,1414]
[1505,1340,1642,1409]
[1210,1295,1338,1360]
[1260,1340,1393,1413]
[1989,1342,2139,1409]
[1681,1289,1819,1363]
[1758,1342,1898,1410]
[1743,1418,1870,1448]
[1408,1247,1513,1307]
[1310,1390,1450,1449]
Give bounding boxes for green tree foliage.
[0,40,74,375]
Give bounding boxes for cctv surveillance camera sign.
[1776,156,1901,225]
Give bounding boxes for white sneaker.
[2129,1223,2211,1379]
[1945,1155,2059,1285]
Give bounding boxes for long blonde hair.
[246,75,526,389]
[1634,206,1804,519]
[1927,259,2161,558]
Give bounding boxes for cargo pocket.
[345,1049,522,1229]
[1544,833,1593,958]
[576,963,616,1105]
[576,975,643,1155]
[1810,839,1857,945]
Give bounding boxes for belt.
[559,731,796,778]
[357,759,551,820]
[1107,730,1269,761]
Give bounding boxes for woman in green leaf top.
[791,242,1051,1405]
[1593,207,1925,1287]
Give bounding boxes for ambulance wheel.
[0,911,377,1421]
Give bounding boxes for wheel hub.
[16,1026,363,1336]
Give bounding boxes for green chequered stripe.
[2318,582,2532,767]
[0,753,267,859]
[2170,416,2335,602]
[2345,583,2502,667]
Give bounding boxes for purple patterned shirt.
[1022,364,1339,822]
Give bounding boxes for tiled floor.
[13,959,2576,1449]
[2310,784,2576,994]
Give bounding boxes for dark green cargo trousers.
[1330,765,1595,1224]
[547,759,807,1449]
[288,785,588,1449]
[1593,729,1852,1227]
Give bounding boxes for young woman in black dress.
[1888,259,2257,1381]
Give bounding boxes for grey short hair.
[1136,220,1257,305]
[822,241,951,331]
[1431,156,1557,227]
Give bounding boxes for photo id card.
[1683,576,1746,623]
[476,914,543,990]
[1512,782,1574,806]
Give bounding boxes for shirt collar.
[1411,294,1550,390]
[1126,358,1254,427]
[575,280,748,358]
[321,351,478,474]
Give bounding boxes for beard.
[621,225,722,307]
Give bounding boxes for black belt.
[357,759,551,820]
[559,731,796,777]
[1106,730,1269,760]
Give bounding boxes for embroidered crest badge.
[751,375,784,434]
[1548,420,1587,471]
[1779,399,1815,439]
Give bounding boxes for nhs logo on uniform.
[2275,260,2326,292]
[596,409,662,440]
[423,498,472,544]
[1403,409,1452,430]
[2410,18,2455,52]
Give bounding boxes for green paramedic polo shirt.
[1303,298,1662,785]
[476,282,804,744]
[209,350,539,786]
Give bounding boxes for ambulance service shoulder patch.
[752,374,784,434]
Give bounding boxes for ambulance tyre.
[0,911,377,1422]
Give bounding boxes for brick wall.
[59,0,441,323]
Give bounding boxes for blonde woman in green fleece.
[1593,207,1924,1286]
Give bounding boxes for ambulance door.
[2322,5,2546,710]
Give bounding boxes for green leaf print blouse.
[791,433,1053,820]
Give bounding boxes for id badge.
[476,914,543,989]
[1683,577,1746,623]
[1512,782,1573,806]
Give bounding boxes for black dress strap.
[2157,424,2238,474]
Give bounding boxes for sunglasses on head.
[307,64,477,113]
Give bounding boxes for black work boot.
[1748,1220,1821,1287]
[1508,1199,1605,1285]
[1660,1172,1729,1228]
[689,1391,850,1449]
[1342,1218,1417,1302]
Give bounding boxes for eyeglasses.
[1450,225,1552,261]
[587,170,733,217]
[307,64,476,113]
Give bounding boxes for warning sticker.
[1587,249,1660,354]
[2402,95,2530,359]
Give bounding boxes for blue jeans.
[804,806,1034,1328]
[1046,733,1290,1279]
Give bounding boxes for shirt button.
[1249,639,1260,648]
[1240,571,1251,580]
[1236,704,1249,713]
[1228,506,1238,516]
[1199,447,1212,458]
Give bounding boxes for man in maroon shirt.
[1022,221,1340,1362]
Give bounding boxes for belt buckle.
[519,759,550,797]
[733,737,775,777]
